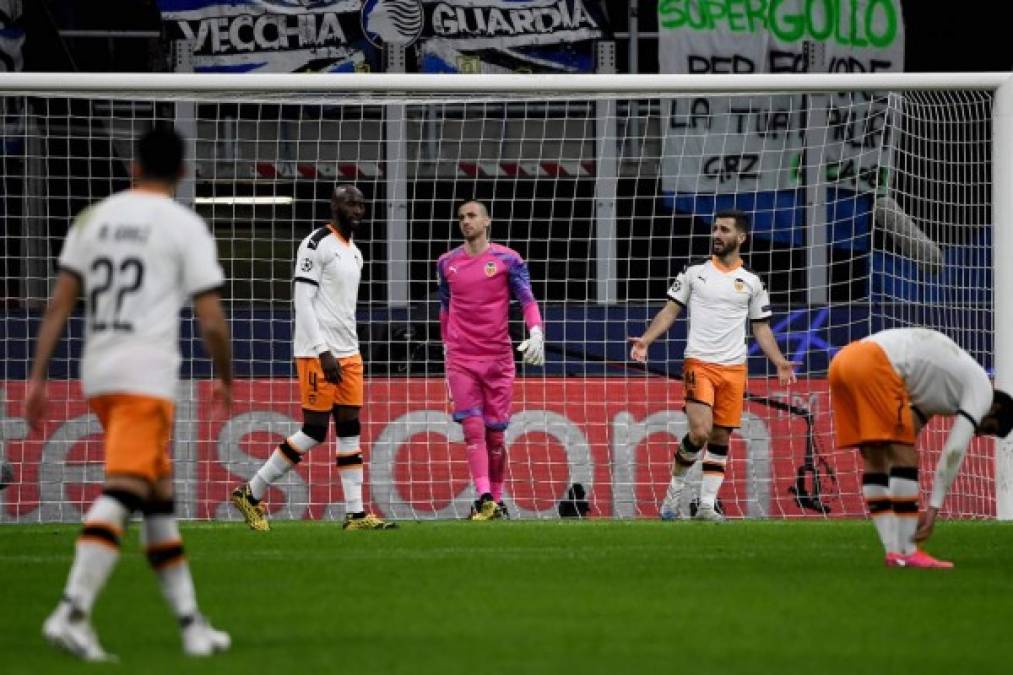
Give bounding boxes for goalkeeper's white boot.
[182,614,231,657]
[693,502,725,523]
[43,602,116,662]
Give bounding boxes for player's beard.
[712,238,738,257]
[335,212,360,239]
[461,224,487,243]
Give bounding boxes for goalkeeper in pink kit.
[437,200,545,521]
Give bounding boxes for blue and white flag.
[0,0,25,73]
[418,0,609,74]
[158,0,377,73]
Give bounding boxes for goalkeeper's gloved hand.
[517,326,545,366]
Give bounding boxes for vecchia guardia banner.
[658,0,905,242]
[159,1,607,74]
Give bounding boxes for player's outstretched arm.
[916,415,976,542]
[629,300,682,363]
[194,289,233,411]
[751,321,798,385]
[26,271,81,430]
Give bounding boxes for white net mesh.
[0,84,996,521]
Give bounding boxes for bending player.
[27,128,232,660]
[437,200,545,520]
[231,185,395,531]
[829,327,1013,568]
[629,210,797,521]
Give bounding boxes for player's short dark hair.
[991,390,1013,437]
[332,184,364,204]
[458,200,489,218]
[136,127,184,182]
[715,209,750,235]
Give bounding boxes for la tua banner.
[0,377,995,522]
[657,0,905,242]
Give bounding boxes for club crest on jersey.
[300,258,313,272]
[484,262,497,277]
[734,278,746,292]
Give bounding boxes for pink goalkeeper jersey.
[437,243,542,361]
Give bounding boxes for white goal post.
[1,71,1012,521]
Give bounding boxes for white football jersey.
[666,257,772,365]
[292,225,362,358]
[57,190,224,401]
[865,328,993,427]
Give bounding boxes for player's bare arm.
[629,300,683,363]
[26,270,81,430]
[751,321,798,385]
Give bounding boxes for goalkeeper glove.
[517,326,545,366]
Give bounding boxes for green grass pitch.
[1,520,1010,674]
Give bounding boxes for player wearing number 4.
[829,327,1013,568]
[630,210,797,522]
[231,185,396,531]
[26,128,232,660]
[437,200,545,521]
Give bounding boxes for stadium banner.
[1,377,992,523]
[418,0,609,74]
[0,0,24,73]
[157,0,378,73]
[0,0,24,155]
[657,0,905,237]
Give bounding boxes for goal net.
[0,75,1003,521]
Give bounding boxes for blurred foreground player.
[26,128,233,660]
[829,327,1013,568]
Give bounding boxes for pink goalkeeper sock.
[487,429,507,502]
[463,417,490,496]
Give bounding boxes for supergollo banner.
[158,0,377,73]
[658,0,904,234]
[418,0,609,74]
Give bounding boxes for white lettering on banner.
[369,409,593,520]
[611,411,771,519]
[431,1,600,38]
[212,411,307,522]
[658,0,904,195]
[739,412,772,518]
[172,383,199,520]
[369,410,467,520]
[38,415,104,524]
[503,410,593,519]
[173,11,350,56]
[0,388,30,522]
[611,410,688,520]
[228,15,255,52]
[0,377,795,521]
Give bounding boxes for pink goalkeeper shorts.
[446,357,516,430]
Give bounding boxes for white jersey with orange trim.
[666,256,772,365]
[864,328,995,509]
[57,190,224,401]
[865,328,992,426]
[292,225,362,358]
